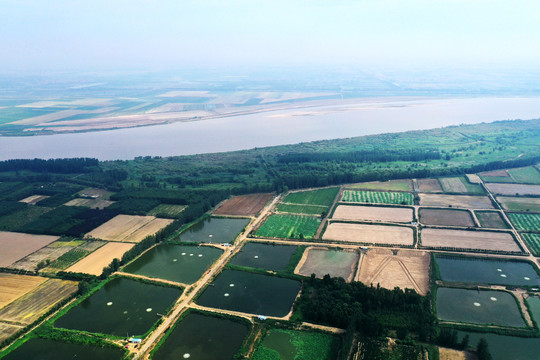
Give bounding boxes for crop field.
[439,176,484,194]
[419,208,475,227]
[45,241,106,271]
[497,196,540,212]
[0,206,51,232]
[282,187,339,207]
[507,166,540,184]
[475,211,509,229]
[64,197,114,209]
[341,190,414,205]
[507,213,540,231]
[0,279,77,325]
[332,205,413,223]
[438,347,471,360]
[213,193,273,216]
[421,228,521,252]
[66,242,134,275]
[322,223,414,245]
[466,174,482,184]
[417,178,443,193]
[147,204,187,218]
[77,187,112,199]
[255,214,320,239]
[486,183,540,196]
[18,195,49,205]
[296,248,359,282]
[8,241,75,271]
[0,323,22,343]
[0,231,59,267]
[86,214,172,242]
[347,179,412,192]
[276,203,328,216]
[0,274,47,308]
[479,169,512,183]
[356,248,430,295]
[521,233,540,256]
[419,194,494,209]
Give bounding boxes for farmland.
[86,214,172,242]
[66,242,134,275]
[45,241,105,271]
[507,166,540,184]
[521,233,540,256]
[18,195,49,205]
[255,214,320,239]
[507,213,540,231]
[276,203,328,216]
[419,194,494,209]
[213,193,273,216]
[485,183,540,196]
[0,231,59,267]
[419,208,475,227]
[282,187,339,206]
[475,211,509,229]
[496,196,540,212]
[346,179,412,191]
[356,248,430,295]
[438,176,484,194]
[0,206,51,232]
[0,274,47,308]
[322,223,414,245]
[341,190,413,205]
[296,248,359,282]
[0,323,22,343]
[64,197,114,209]
[421,228,521,252]
[332,204,413,223]
[147,204,187,218]
[8,241,75,271]
[417,178,443,193]
[77,187,112,199]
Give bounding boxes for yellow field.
[0,274,47,308]
[19,195,49,205]
[0,323,22,343]
[66,242,134,275]
[332,205,413,223]
[86,215,172,242]
[322,223,414,245]
[439,347,472,360]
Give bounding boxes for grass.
[507,213,540,232]
[147,204,186,218]
[0,206,52,231]
[276,203,327,216]
[255,214,320,239]
[521,233,540,256]
[348,179,411,191]
[497,197,540,212]
[507,166,540,184]
[341,190,413,205]
[252,329,337,360]
[282,187,339,207]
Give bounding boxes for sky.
[1,0,540,73]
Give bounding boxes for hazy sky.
[1,0,540,73]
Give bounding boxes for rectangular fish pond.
[435,255,540,287]
[123,244,223,284]
[2,338,124,360]
[152,312,249,360]
[456,331,540,360]
[54,277,182,336]
[175,217,250,244]
[196,270,301,317]
[436,287,525,327]
[252,328,338,360]
[230,242,299,271]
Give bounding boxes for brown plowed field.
[356,248,430,295]
[486,183,540,196]
[322,223,414,245]
[86,215,172,242]
[421,228,520,252]
[66,242,134,275]
[19,195,49,205]
[417,178,443,193]
[0,279,77,325]
[332,205,413,223]
[419,208,475,227]
[0,231,59,267]
[0,323,22,342]
[0,274,47,308]
[419,194,494,209]
[213,193,274,216]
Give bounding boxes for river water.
[1,97,540,160]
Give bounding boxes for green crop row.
[522,233,540,256]
[255,214,320,239]
[508,213,540,232]
[341,190,413,205]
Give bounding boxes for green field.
[282,187,339,207]
[348,179,411,192]
[276,203,327,216]
[252,329,337,360]
[508,166,540,184]
[507,213,540,231]
[439,176,485,194]
[0,206,52,231]
[46,248,91,270]
[147,204,187,218]
[255,214,320,239]
[522,233,540,256]
[497,196,540,212]
[341,190,413,205]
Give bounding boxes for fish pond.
[123,244,222,284]
[230,242,298,271]
[2,338,124,360]
[252,328,338,360]
[436,287,525,327]
[456,331,540,360]
[297,248,359,282]
[152,312,249,360]
[435,255,540,286]
[196,270,301,317]
[176,217,250,244]
[55,277,182,336]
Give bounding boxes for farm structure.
[86,214,172,243]
[332,205,413,223]
[322,223,414,246]
[420,228,521,252]
[213,193,274,216]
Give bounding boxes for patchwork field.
[347,179,412,191]
[213,193,273,216]
[0,231,59,267]
[497,196,540,212]
[419,194,494,209]
[356,248,430,295]
[66,242,134,275]
[439,176,484,194]
[0,279,77,325]
[8,241,76,271]
[507,213,540,231]
[282,187,339,206]
[475,211,509,229]
[0,274,47,308]
[77,187,112,199]
[507,166,540,184]
[332,205,413,223]
[255,214,320,239]
[276,203,328,216]
[64,197,114,209]
[421,228,521,252]
[417,178,443,193]
[86,215,172,242]
[18,195,49,205]
[147,204,187,218]
[341,190,413,205]
[296,247,359,282]
[45,241,106,272]
[521,233,540,256]
[419,208,475,227]
[479,169,512,183]
[322,223,414,245]
[486,183,540,196]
